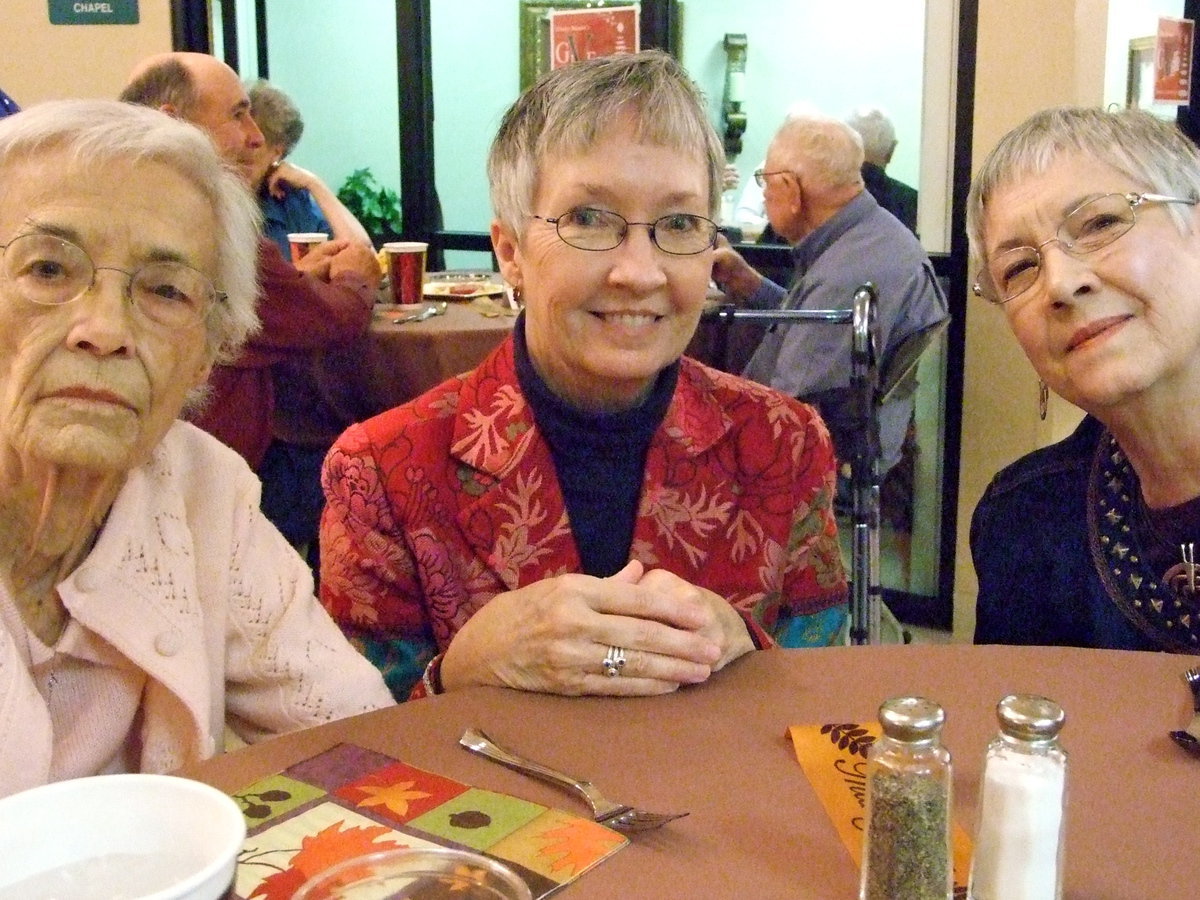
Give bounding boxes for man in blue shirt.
[711,113,946,479]
[0,88,20,120]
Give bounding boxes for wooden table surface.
[180,645,1200,899]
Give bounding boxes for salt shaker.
[968,694,1067,900]
[860,696,953,900]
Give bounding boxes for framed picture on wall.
[1127,33,1184,120]
[1153,16,1193,105]
[519,1,641,89]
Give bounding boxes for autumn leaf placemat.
[230,743,626,899]
[787,723,973,897]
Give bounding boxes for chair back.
[879,317,949,404]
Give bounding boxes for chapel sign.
[49,0,139,25]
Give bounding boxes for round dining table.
[361,300,516,414]
[180,645,1200,899]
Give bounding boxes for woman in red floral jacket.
[320,51,848,701]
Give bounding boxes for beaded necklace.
[1091,433,1200,652]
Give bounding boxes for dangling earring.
[1038,380,1049,421]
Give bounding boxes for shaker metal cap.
[996,693,1066,741]
[878,696,946,742]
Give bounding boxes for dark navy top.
[513,315,677,577]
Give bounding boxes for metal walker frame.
[703,284,883,644]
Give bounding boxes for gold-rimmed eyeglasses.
[0,233,225,328]
[974,191,1197,304]
[531,207,719,256]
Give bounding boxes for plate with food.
[424,275,507,300]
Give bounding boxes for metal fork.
[392,301,447,324]
[459,727,688,833]
[1168,666,1200,757]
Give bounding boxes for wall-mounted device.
[722,33,748,158]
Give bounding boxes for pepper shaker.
[860,696,953,900]
[968,694,1067,900]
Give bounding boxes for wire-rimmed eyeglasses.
[753,169,793,188]
[0,232,225,328]
[531,207,719,256]
[974,191,1198,304]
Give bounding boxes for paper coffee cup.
[382,241,429,305]
[288,232,328,265]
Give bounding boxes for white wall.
[678,0,928,200]
[1105,0,1189,114]
[260,0,401,212]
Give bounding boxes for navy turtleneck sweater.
[513,316,678,576]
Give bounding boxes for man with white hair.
[845,106,918,233]
[711,113,946,481]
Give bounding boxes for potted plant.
[337,167,403,244]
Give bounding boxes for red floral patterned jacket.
[320,337,847,699]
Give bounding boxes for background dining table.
[180,644,1200,899]
[362,300,516,414]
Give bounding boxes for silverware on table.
[1168,666,1200,757]
[392,301,447,324]
[459,727,688,833]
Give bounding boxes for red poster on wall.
[1154,16,1194,104]
[548,5,640,70]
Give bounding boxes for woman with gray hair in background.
[0,99,391,798]
[969,106,1200,653]
[320,50,847,702]
[246,78,372,256]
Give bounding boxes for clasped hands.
[293,237,381,287]
[439,559,755,696]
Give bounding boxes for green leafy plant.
[337,167,402,241]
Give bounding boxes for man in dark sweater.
[845,106,918,235]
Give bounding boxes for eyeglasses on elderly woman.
[531,206,719,256]
[973,191,1198,304]
[0,232,226,328]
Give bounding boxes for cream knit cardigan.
[0,421,393,797]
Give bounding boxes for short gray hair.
[845,107,896,166]
[968,106,1200,296]
[118,58,198,117]
[770,114,864,191]
[247,79,304,155]
[0,99,260,364]
[487,49,725,233]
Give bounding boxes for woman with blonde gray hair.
[969,106,1200,652]
[0,99,391,798]
[246,78,372,256]
[320,50,847,702]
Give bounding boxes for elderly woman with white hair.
[969,106,1200,653]
[0,99,391,798]
[320,50,847,702]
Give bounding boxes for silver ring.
[602,645,627,678]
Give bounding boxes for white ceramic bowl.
[0,773,245,900]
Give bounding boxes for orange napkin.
[787,724,972,893]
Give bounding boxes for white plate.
[424,280,506,299]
